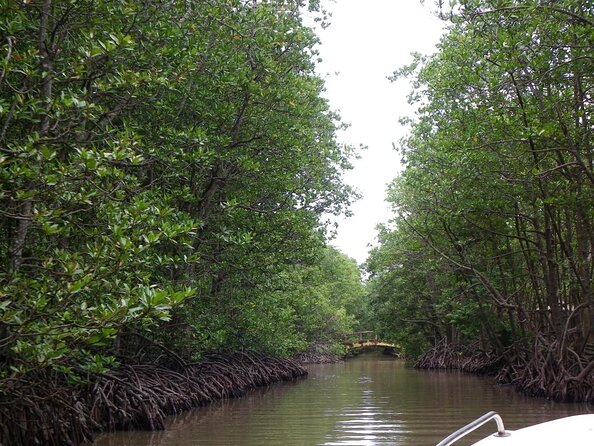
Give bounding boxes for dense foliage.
[0,0,363,387]
[367,0,594,399]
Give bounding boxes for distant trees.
[0,0,362,385]
[367,0,594,399]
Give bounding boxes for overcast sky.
[314,0,445,265]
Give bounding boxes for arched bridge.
[342,331,399,356]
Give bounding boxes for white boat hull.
[472,414,594,445]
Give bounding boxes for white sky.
[314,0,445,265]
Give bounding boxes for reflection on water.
[94,353,592,446]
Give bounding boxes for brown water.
[94,353,592,445]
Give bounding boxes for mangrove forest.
[366,0,594,404]
[2,0,594,445]
[0,0,365,443]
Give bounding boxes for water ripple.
[94,356,592,446]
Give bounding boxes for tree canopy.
[0,0,364,383]
[367,0,594,400]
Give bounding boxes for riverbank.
[414,343,503,375]
[293,345,345,364]
[0,352,307,446]
[94,354,591,445]
[414,342,594,404]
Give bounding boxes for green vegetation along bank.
[366,0,594,403]
[1,352,307,446]
[0,1,367,444]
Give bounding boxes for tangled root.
[0,352,307,445]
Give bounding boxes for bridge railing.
[342,335,396,350]
[343,331,376,343]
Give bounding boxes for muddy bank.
[0,352,307,446]
[414,341,594,403]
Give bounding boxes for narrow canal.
[95,353,592,445]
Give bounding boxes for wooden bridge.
[342,331,398,355]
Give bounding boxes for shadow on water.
[94,352,592,445]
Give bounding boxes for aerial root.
[494,342,594,403]
[293,344,345,364]
[415,340,594,403]
[0,351,307,446]
[414,341,503,375]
